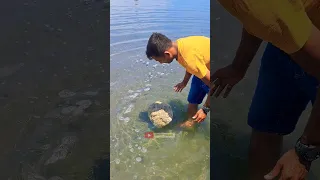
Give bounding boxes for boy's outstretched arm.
[182,71,192,84]
[174,71,192,92]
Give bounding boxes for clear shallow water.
[110,0,210,179]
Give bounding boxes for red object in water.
[144,132,154,139]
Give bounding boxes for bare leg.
[180,103,198,128]
[248,129,283,180]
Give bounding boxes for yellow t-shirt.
[217,0,320,54]
[176,36,210,79]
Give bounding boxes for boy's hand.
[193,109,207,123]
[210,64,246,98]
[174,82,187,92]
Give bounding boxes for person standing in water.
[212,0,320,179]
[145,33,210,128]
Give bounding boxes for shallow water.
[110,0,210,179]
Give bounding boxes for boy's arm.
[182,71,192,84]
[292,25,320,146]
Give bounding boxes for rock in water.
[147,101,173,128]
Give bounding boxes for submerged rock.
[58,90,76,98]
[44,136,78,165]
[147,101,173,128]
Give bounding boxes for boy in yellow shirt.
[145,33,210,128]
[213,0,320,179]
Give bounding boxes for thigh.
[248,43,311,135]
[187,76,207,104]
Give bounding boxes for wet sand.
[0,0,109,179]
[212,1,320,179]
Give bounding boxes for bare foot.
[180,119,196,128]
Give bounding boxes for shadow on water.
[210,117,249,179]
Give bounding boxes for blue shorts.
[187,76,209,104]
[248,43,319,135]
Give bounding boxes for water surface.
[110,0,210,179]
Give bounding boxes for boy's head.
[146,33,177,64]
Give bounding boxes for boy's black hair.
[146,32,172,60]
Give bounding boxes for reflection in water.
[110,0,210,179]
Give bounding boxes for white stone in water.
[136,90,142,93]
[119,116,130,121]
[115,158,120,164]
[128,90,134,93]
[119,152,122,155]
[61,106,77,115]
[136,157,142,162]
[130,148,134,152]
[146,62,149,66]
[152,64,157,68]
[124,118,130,123]
[146,84,152,87]
[124,104,134,114]
[45,136,78,165]
[129,144,132,148]
[141,147,147,153]
[58,89,76,98]
[135,144,138,147]
[144,87,150,92]
[138,146,141,150]
[128,93,139,99]
[134,129,140,132]
[76,100,92,109]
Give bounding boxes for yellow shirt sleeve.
[183,50,208,79]
[218,0,313,54]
